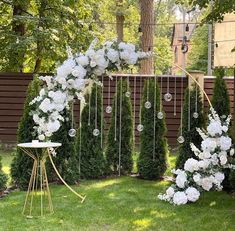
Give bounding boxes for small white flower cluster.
[158,109,234,205]
[30,39,151,140]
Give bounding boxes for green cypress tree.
[212,68,230,117]
[46,109,79,184]
[106,79,134,175]
[75,83,106,179]
[11,77,41,190]
[137,78,167,180]
[176,84,205,169]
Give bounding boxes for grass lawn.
[1,151,235,231]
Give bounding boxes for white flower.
[39,98,54,113]
[193,173,201,183]
[47,120,60,133]
[38,134,45,141]
[176,171,187,188]
[71,65,87,79]
[222,125,228,133]
[214,172,225,183]
[166,187,175,198]
[184,158,199,172]
[107,48,119,63]
[207,120,222,137]
[201,138,217,152]
[219,154,227,165]
[230,148,235,156]
[75,55,89,66]
[57,58,76,78]
[198,160,210,169]
[173,191,188,205]
[201,177,213,191]
[219,136,232,151]
[185,187,200,202]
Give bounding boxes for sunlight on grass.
[133,218,152,230]
[86,178,120,189]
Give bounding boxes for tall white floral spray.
[158,109,234,205]
[30,39,151,140]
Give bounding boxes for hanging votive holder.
[93,129,100,137]
[105,106,112,114]
[137,124,144,132]
[164,92,172,102]
[144,101,152,109]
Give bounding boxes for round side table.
[17,141,61,217]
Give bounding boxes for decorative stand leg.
[21,148,54,217]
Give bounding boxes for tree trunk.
[8,1,28,72]
[139,0,154,74]
[116,0,125,42]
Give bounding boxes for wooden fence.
[0,73,234,147]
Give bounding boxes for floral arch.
[30,39,150,140]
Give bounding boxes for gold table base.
[20,147,86,217]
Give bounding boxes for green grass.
[1,150,235,231]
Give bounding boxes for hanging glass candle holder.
[93,128,100,137]
[157,111,164,120]
[177,136,185,144]
[137,124,144,132]
[164,92,172,102]
[125,91,131,98]
[144,101,152,109]
[105,105,112,114]
[193,112,199,119]
[68,128,76,137]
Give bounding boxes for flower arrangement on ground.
[158,109,234,205]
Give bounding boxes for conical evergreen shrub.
[47,109,79,184]
[137,78,167,179]
[75,83,106,179]
[106,78,134,175]
[176,84,205,169]
[11,77,41,190]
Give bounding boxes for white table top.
[17,142,62,149]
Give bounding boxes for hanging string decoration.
[68,101,76,137]
[125,75,131,98]
[193,85,199,119]
[106,77,112,114]
[137,77,144,132]
[93,84,100,137]
[177,75,185,144]
[144,77,152,109]
[30,39,151,140]
[174,76,177,116]
[157,76,164,120]
[164,75,172,102]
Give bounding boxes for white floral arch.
[30,39,150,140]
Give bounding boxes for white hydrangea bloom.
[173,191,188,205]
[185,187,200,202]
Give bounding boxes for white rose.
[207,120,222,137]
[173,191,188,205]
[214,172,225,183]
[193,173,201,184]
[47,120,60,133]
[185,187,200,202]
[75,55,89,66]
[201,177,213,191]
[176,171,187,188]
[220,155,227,165]
[230,148,235,156]
[184,158,199,172]
[222,125,228,132]
[72,65,87,79]
[166,187,175,198]
[219,136,232,151]
[107,48,119,63]
[38,134,45,141]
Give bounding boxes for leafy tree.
[75,83,106,179]
[176,84,205,169]
[138,78,167,179]
[187,25,208,72]
[106,79,134,175]
[11,77,41,190]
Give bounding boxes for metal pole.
[182,7,186,76]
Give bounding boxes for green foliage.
[47,109,79,185]
[11,77,41,190]
[0,156,7,191]
[106,79,134,175]
[176,85,205,169]
[0,0,95,73]
[75,84,106,179]
[138,79,168,179]
[188,25,208,72]
[212,68,230,118]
